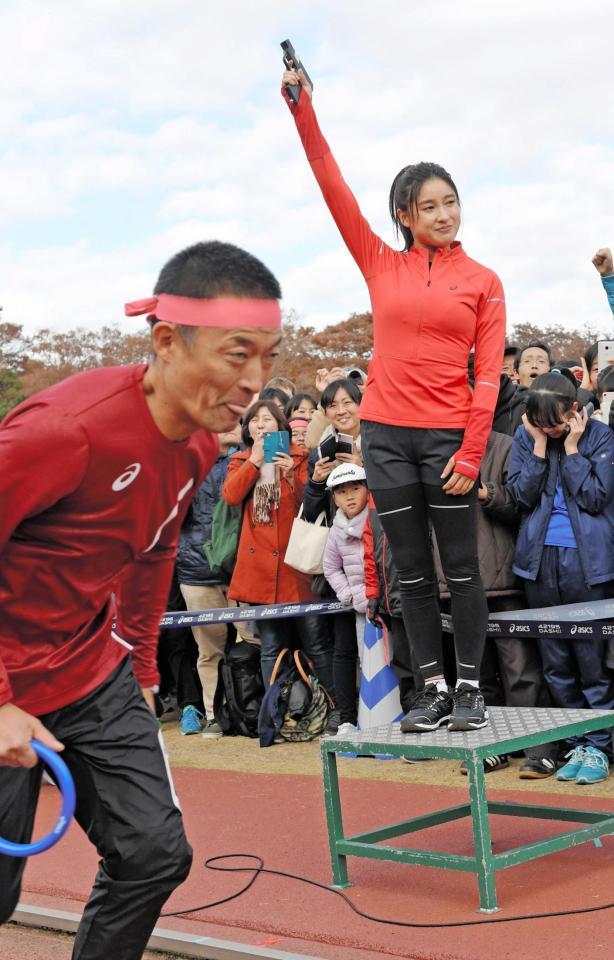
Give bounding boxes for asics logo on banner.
[112,463,142,492]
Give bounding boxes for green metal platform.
[320,707,614,911]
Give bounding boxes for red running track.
[17,768,614,960]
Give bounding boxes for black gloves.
[367,597,385,626]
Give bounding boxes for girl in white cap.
[322,465,370,733]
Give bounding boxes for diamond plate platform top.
[323,706,614,753]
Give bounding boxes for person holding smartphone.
[281,65,506,731]
[222,400,334,690]
[303,376,363,732]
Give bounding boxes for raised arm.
[506,423,549,511]
[222,454,260,506]
[592,247,614,316]
[281,68,388,280]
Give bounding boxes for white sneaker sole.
[400,714,452,733]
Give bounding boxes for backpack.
[213,637,264,738]
[203,498,242,580]
[258,648,333,746]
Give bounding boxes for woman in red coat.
[223,400,334,689]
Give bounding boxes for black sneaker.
[518,757,557,779]
[460,754,509,775]
[325,709,341,735]
[448,683,488,731]
[400,683,453,733]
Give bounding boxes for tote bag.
[284,506,329,576]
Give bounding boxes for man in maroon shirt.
[0,240,282,960]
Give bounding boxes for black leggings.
[371,481,488,684]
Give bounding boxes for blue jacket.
[176,448,237,585]
[602,274,614,315]
[507,419,614,586]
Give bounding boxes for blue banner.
[159,599,344,628]
[160,598,613,640]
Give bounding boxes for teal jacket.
[602,274,614,315]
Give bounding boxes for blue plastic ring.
[0,739,76,857]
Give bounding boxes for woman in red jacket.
[282,67,506,732]
[222,400,334,691]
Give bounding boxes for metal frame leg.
[465,754,500,912]
[321,746,350,888]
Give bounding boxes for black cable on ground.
[161,853,614,927]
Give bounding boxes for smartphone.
[335,433,355,456]
[601,392,614,425]
[597,340,614,371]
[318,434,337,463]
[263,431,290,463]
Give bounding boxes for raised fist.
[592,248,613,276]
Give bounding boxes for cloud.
[0,0,613,337]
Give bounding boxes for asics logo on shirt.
[111,463,142,491]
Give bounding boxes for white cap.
[326,463,367,489]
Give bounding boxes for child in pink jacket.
[322,464,369,614]
[323,465,370,736]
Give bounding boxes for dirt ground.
[162,720,614,799]
[1,925,177,959]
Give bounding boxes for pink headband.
[289,417,310,428]
[124,294,281,329]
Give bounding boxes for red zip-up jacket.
[283,88,507,479]
[0,364,218,715]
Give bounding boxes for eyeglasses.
[328,400,356,412]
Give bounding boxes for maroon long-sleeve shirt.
[0,364,218,715]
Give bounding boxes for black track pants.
[370,481,488,684]
[0,659,192,959]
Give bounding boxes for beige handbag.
[284,506,330,575]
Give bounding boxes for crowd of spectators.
[159,248,614,783]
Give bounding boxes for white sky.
[1,0,613,339]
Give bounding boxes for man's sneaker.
[202,719,223,739]
[460,754,509,775]
[448,683,488,731]
[556,746,587,781]
[519,757,557,779]
[400,683,453,732]
[575,746,610,785]
[325,709,341,735]
[159,695,180,724]
[179,705,204,735]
